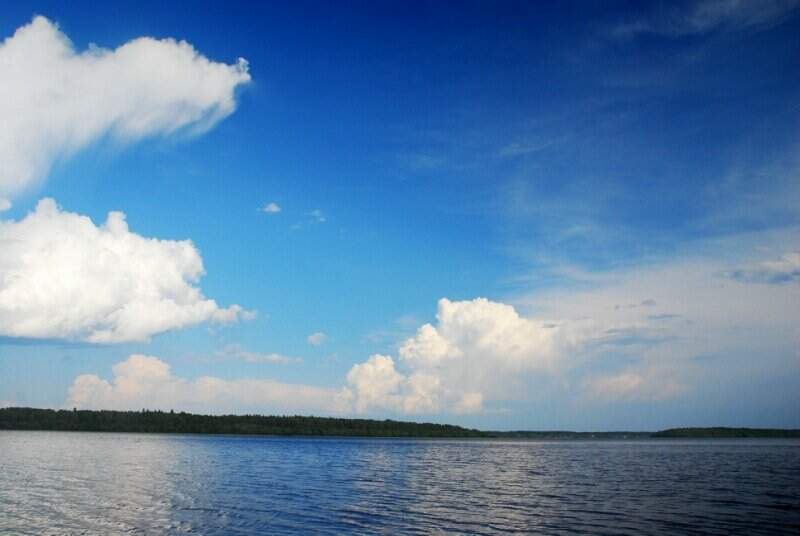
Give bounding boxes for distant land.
[1,408,799,439]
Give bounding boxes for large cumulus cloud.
[342,248,800,415]
[0,199,252,342]
[342,298,573,415]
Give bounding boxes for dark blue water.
[1,432,798,534]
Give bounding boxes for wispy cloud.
[291,209,327,230]
[585,371,686,402]
[216,344,301,365]
[496,140,557,158]
[398,153,449,172]
[520,238,800,400]
[306,332,326,346]
[260,202,281,214]
[309,209,326,223]
[720,251,800,284]
[612,0,800,38]
[614,299,657,311]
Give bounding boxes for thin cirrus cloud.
[217,344,300,365]
[612,0,800,37]
[0,15,250,207]
[0,199,254,343]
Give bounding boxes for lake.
[1,432,798,534]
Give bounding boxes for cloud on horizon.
[61,237,800,415]
[67,354,344,414]
[341,239,800,415]
[342,298,578,415]
[524,242,800,402]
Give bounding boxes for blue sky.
[1,1,798,430]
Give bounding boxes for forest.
[0,407,487,437]
[1,408,798,438]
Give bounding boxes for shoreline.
[2,407,799,439]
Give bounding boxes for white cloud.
[261,202,281,214]
[67,354,344,414]
[0,16,250,203]
[344,241,800,413]
[309,209,326,223]
[307,332,326,346]
[61,240,800,416]
[344,354,405,413]
[399,298,562,371]
[345,298,574,415]
[217,344,300,365]
[530,252,800,341]
[526,244,800,402]
[0,198,253,343]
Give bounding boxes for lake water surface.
[1,431,798,534]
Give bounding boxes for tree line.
[0,407,488,437]
[1,407,797,438]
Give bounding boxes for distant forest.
[0,407,486,437]
[1,408,799,439]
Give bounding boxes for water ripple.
[1,433,798,534]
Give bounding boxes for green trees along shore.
[1,408,798,438]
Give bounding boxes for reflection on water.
[1,432,798,534]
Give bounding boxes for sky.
[1,0,798,431]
